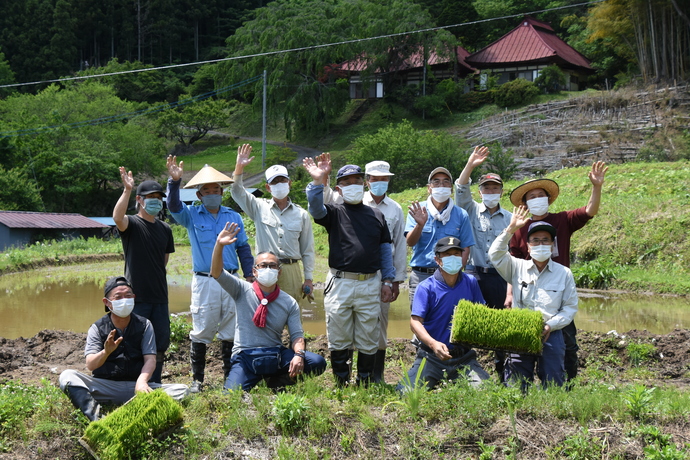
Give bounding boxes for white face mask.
[530,245,552,262]
[339,184,364,204]
[109,298,135,318]
[255,268,280,286]
[270,182,290,200]
[481,193,501,208]
[430,187,452,203]
[526,196,549,216]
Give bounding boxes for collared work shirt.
[231,174,315,281]
[362,192,407,283]
[455,180,512,268]
[489,230,578,331]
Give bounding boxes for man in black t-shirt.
[113,168,175,383]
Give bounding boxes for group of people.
[59,142,607,421]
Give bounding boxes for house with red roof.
[465,16,594,91]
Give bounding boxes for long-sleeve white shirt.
[489,230,578,331]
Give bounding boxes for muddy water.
[1,276,688,340]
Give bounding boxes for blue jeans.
[225,346,327,392]
[505,329,565,390]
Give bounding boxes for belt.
[194,270,237,277]
[329,268,376,281]
[279,258,300,265]
[419,342,472,359]
[412,266,437,274]
[466,265,498,275]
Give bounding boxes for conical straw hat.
[183,164,233,189]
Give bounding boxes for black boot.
[371,349,387,383]
[65,385,100,422]
[221,340,234,380]
[356,351,377,387]
[190,342,207,393]
[330,349,352,387]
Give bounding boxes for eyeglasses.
[429,179,452,186]
[528,238,552,246]
[255,263,281,270]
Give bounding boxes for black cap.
[136,180,166,197]
[527,221,557,239]
[104,276,133,297]
[336,164,363,182]
[435,236,463,253]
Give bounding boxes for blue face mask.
[368,181,389,197]
[201,193,222,209]
[143,198,163,216]
[440,255,463,275]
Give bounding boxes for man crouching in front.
[211,222,326,391]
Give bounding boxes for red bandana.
[252,281,281,328]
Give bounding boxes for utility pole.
[262,70,267,169]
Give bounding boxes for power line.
[0,0,604,90]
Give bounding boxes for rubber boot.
[371,349,387,384]
[330,349,352,387]
[65,385,100,422]
[221,340,234,380]
[494,350,506,383]
[190,342,207,393]
[355,351,377,387]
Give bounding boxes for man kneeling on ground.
[397,236,490,393]
[211,222,326,392]
[59,277,188,421]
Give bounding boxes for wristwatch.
[382,281,393,288]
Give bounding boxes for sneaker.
[190,380,203,394]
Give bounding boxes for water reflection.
[1,275,688,340]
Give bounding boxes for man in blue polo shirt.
[405,166,475,307]
[397,236,489,392]
[166,155,254,393]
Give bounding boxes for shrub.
[413,94,449,118]
[572,258,619,289]
[272,393,309,434]
[484,142,519,181]
[457,90,495,112]
[534,65,567,94]
[494,79,540,108]
[627,342,657,366]
[450,300,544,354]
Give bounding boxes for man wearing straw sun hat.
[508,161,608,383]
[166,155,254,393]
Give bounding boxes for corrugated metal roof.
[466,16,592,70]
[0,211,108,229]
[340,46,476,73]
[87,217,116,226]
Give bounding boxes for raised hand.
[217,222,240,246]
[467,145,490,169]
[315,152,332,176]
[589,161,608,187]
[235,144,254,174]
[119,166,135,191]
[303,157,327,184]
[508,205,531,231]
[166,155,184,181]
[104,329,123,356]
[408,201,429,227]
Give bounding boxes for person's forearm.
[586,184,603,217]
[292,337,306,353]
[406,224,423,247]
[166,178,183,213]
[85,350,108,371]
[113,189,131,231]
[211,241,225,278]
[237,243,254,278]
[306,183,327,219]
[379,243,395,280]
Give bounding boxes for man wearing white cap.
[231,144,315,302]
[166,154,254,393]
[405,166,475,307]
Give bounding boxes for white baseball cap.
[365,161,394,177]
[265,165,289,183]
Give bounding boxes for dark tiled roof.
[0,211,108,229]
[466,16,592,70]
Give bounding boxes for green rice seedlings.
[450,300,544,355]
[81,390,183,460]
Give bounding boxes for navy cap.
[336,164,364,182]
[527,221,557,239]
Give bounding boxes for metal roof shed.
[0,211,108,251]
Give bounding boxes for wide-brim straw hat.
[509,178,560,207]
[183,164,233,189]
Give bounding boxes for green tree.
[215,0,451,139]
[0,48,15,98]
[156,98,232,152]
[0,166,44,211]
[350,119,467,191]
[534,65,566,93]
[0,82,165,214]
